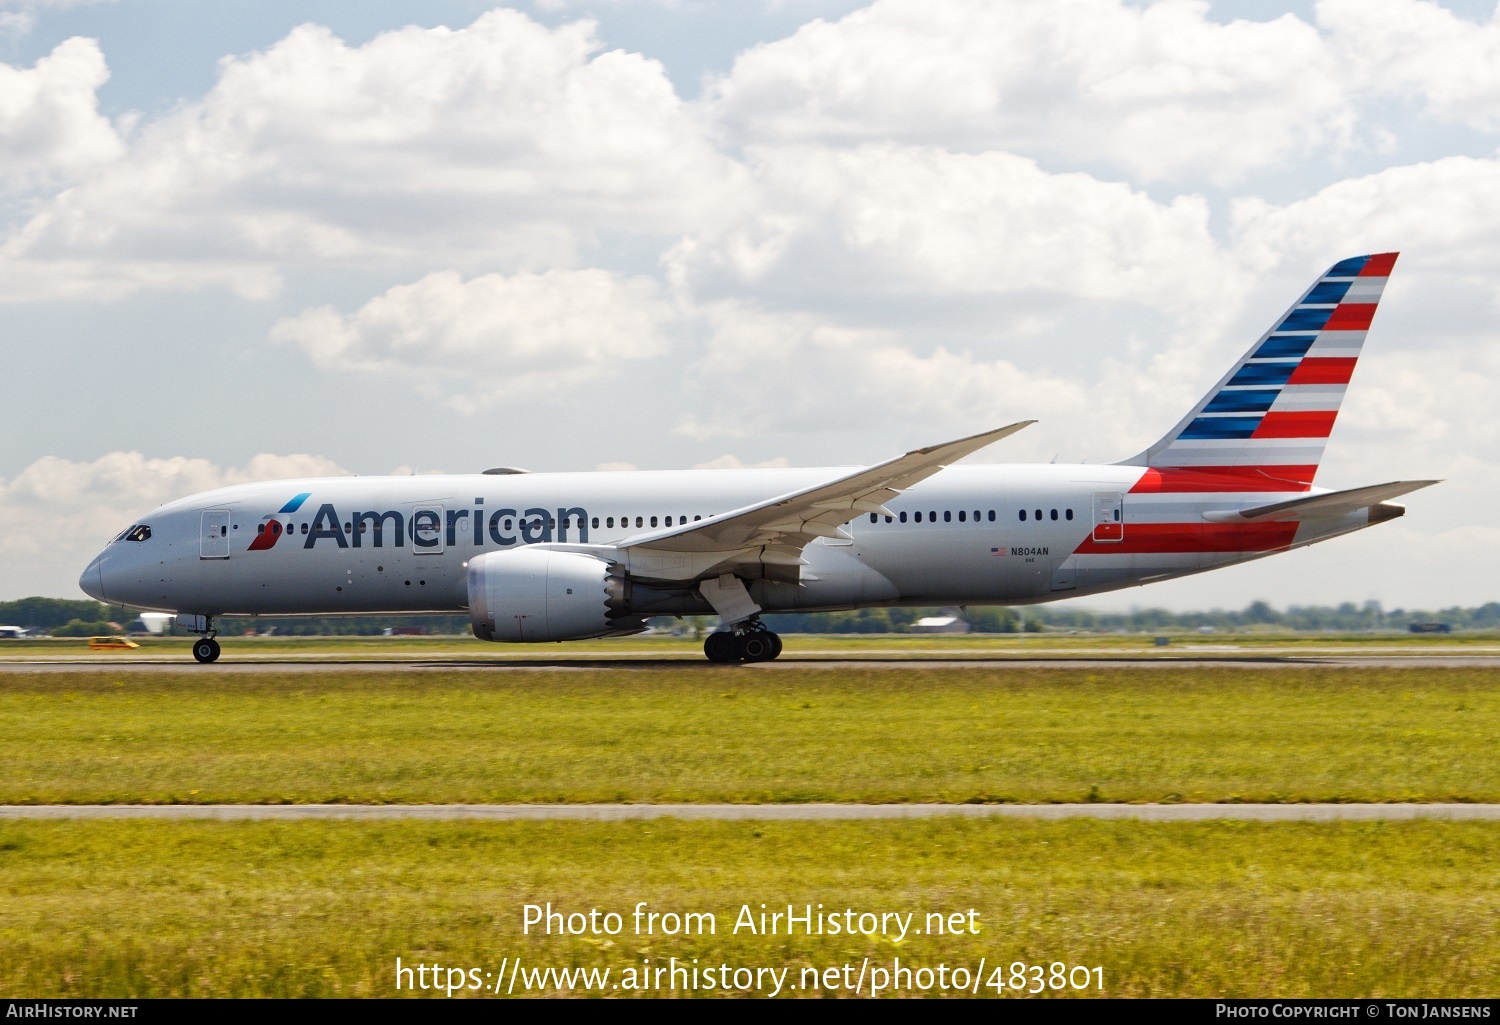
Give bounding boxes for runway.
[3,803,1498,821]
[4,651,1500,671]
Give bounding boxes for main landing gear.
[191,620,221,664]
[703,621,784,664]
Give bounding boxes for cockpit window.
[114,524,152,542]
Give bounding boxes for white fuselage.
[81,463,1372,620]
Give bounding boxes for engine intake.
[467,548,627,642]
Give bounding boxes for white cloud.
[0,0,116,37]
[270,268,674,409]
[675,302,1091,441]
[1232,155,1500,277]
[0,11,35,36]
[0,37,122,188]
[668,143,1235,315]
[0,450,347,599]
[709,0,1353,183]
[1322,0,1500,132]
[0,9,748,299]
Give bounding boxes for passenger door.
[200,509,231,559]
[1092,493,1124,543]
[411,505,445,554]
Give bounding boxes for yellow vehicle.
[88,636,140,651]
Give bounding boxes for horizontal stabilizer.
[1203,480,1439,523]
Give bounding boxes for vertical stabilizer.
[1121,253,1397,490]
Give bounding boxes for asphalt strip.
[2,804,1497,821]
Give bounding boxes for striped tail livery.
[1125,253,1397,491]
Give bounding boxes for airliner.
[80,253,1435,663]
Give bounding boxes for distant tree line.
[1022,599,1500,633]
[1,596,1494,637]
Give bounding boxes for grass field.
[0,818,1494,998]
[0,665,1495,804]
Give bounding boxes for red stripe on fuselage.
[1252,411,1338,439]
[1287,357,1357,386]
[1129,467,1316,493]
[1073,522,1299,555]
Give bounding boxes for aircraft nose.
[79,553,107,603]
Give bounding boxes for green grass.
[1,666,1495,804]
[0,818,1493,998]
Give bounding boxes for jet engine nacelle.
[467,548,626,642]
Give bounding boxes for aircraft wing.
[618,422,1035,562]
[1205,480,1440,523]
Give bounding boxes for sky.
[1,0,1497,612]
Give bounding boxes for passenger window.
[1050,509,1058,521]
[592,517,599,529]
[973,510,980,522]
[1034,509,1042,521]
[899,511,908,523]
[869,513,877,524]
[958,510,967,522]
[649,516,657,527]
[885,516,893,523]
[1114,509,1121,521]
[988,510,995,522]
[1066,509,1074,521]
[944,511,952,523]
[606,517,614,528]
[914,511,922,523]
[301,523,308,534]
[1019,510,1027,521]
[665,516,673,526]
[694,515,702,521]
[929,511,936,522]
[636,516,643,528]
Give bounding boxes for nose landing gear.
[703,620,783,663]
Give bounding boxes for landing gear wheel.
[736,632,775,663]
[766,632,783,660]
[192,637,221,664]
[703,632,738,663]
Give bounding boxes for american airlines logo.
[247,495,592,552]
[247,492,311,551]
